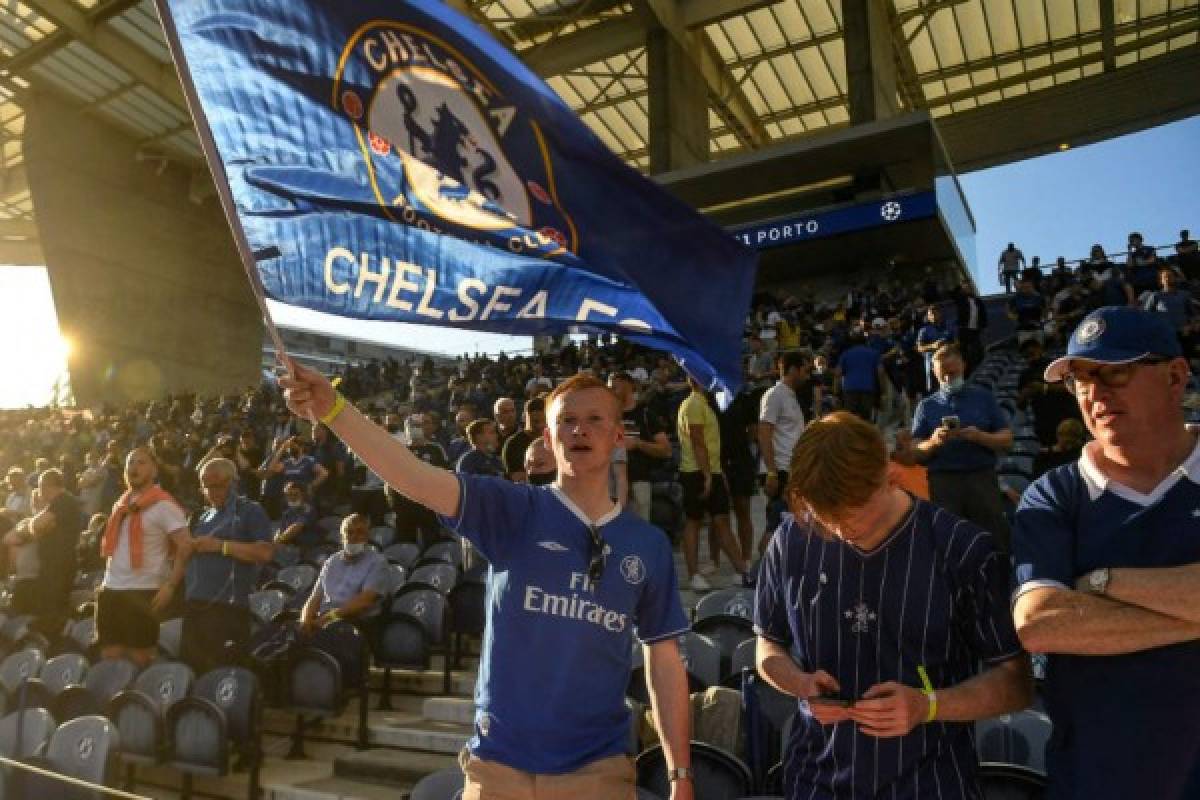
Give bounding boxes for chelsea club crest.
[333,22,577,258]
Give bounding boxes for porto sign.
[731,191,937,250]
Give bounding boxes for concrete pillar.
[843,0,902,125]
[646,26,710,174]
[24,91,262,406]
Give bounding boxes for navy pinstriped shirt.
[755,498,1022,799]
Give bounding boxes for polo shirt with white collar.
[439,474,687,775]
[1012,438,1200,800]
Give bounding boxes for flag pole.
[153,0,293,377]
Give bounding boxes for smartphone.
[810,695,852,708]
[942,415,960,430]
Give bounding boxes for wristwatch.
[667,767,693,782]
[1086,567,1111,595]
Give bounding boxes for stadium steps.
[333,748,460,790]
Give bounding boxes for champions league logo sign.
[333,23,577,259]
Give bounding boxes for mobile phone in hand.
[942,415,960,430]
[810,695,852,708]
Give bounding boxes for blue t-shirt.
[441,475,688,774]
[186,497,272,606]
[913,387,1009,473]
[837,345,881,393]
[1012,451,1200,800]
[455,449,505,477]
[916,323,953,351]
[755,503,1021,799]
[279,503,323,549]
[281,455,319,487]
[1144,289,1194,330]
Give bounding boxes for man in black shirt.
[717,384,759,560]
[388,413,448,548]
[500,398,546,482]
[23,469,81,639]
[608,373,671,520]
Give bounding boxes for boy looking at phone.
[754,412,1031,799]
[912,344,1014,550]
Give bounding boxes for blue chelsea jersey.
[440,475,688,774]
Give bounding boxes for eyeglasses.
[1063,357,1171,395]
[587,525,607,583]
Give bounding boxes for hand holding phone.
[941,415,960,430]
[810,694,853,708]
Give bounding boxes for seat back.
[728,639,755,680]
[978,763,1049,799]
[409,765,465,800]
[272,544,301,569]
[111,691,161,763]
[157,618,184,660]
[408,564,458,595]
[65,619,95,654]
[0,707,55,758]
[133,662,194,711]
[0,648,45,696]
[677,632,721,690]
[192,667,261,747]
[276,564,317,594]
[693,588,754,624]
[39,654,89,695]
[693,616,754,681]
[168,697,228,776]
[976,711,1051,774]
[368,526,396,550]
[390,588,446,644]
[248,590,288,625]
[45,715,119,797]
[375,617,431,670]
[287,649,343,716]
[383,542,421,569]
[418,540,462,568]
[82,658,138,702]
[636,741,752,800]
[448,580,487,637]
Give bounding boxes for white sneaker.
[700,562,719,577]
[689,573,712,591]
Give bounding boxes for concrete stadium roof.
[0,0,1195,261]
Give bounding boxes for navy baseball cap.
[1044,306,1182,382]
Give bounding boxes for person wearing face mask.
[300,513,390,636]
[523,438,556,486]
[912,345,1014,550]
[275,482,323,551]
[182,458,274,675]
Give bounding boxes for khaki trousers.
[459,748,636,800]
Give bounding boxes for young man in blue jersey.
[1013,306,1200,800]
[281,364,693,800]
[754,412,1031,799]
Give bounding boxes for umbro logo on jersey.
[537,541,568,552]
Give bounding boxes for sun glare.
[0,267,71,409]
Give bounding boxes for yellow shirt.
[778,318,800,350]
[677,390,721,473]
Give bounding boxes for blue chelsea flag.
[156,0,757,395]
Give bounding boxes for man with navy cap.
[1012,306,1200,799]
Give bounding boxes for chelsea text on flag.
[156,0,757,394]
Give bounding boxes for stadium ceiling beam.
[504,0,628,44]
[895,0,971,25]
[1099,0,1116,72]
[927,21,1200,109]
[17,0,186,109]
[0,218,38,239]
[0,0,142,75]
[644,0,769,149]
[443,0,518,51]
[917,6,1199,84]
[0,162,27,204]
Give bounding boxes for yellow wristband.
[328,610,340,622]
[320,392,347,426]
[221,541,229,557]
[917,665,937,722]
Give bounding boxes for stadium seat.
[17,715,119,800]
[368,526,396,550]
[384,542,422,569]
[158,618,184,661]
[416,539,463,570]
[447,575,486,671]
[693,588,755,624]
[266,564,318,597]
[379,587,449,704]
[309,621,369,749]
[248,590,288,627]
[18,653,88,712]
[976,710,1052,775]
[637,741,753,800]
[725,639,756,684]
[61,619,95,656]
[693,615,754,682]
[0,617,33,649]
[110,661,194,787]
[409,765,465,800]
[168,666,263,800]
[284,648,344,759]
[977,762,1048,799]
[271,544,301,570]
[387,564,408,595]
[53,658,138,722]
[628,633,720,704]
[403,563,459,596]
[0,648,45,703]
[0,707,55,764]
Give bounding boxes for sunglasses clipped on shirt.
[1063,356,1172,395]
[587,524,607,584]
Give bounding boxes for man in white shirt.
[758,352,808,545]
[95,448,192,666]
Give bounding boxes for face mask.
[529,472,556,486]
[344,542,366,557]
[286,499,302,509]
[943,376,966,393]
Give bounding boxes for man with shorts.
[96,448,191,665]
[1013,307,1200,799]
[759,352,808,542]
[718,378,759,562]
[608,372,672,519]
[677,374,751,590]
[282,364,694,800]
[755,412,1031,798]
